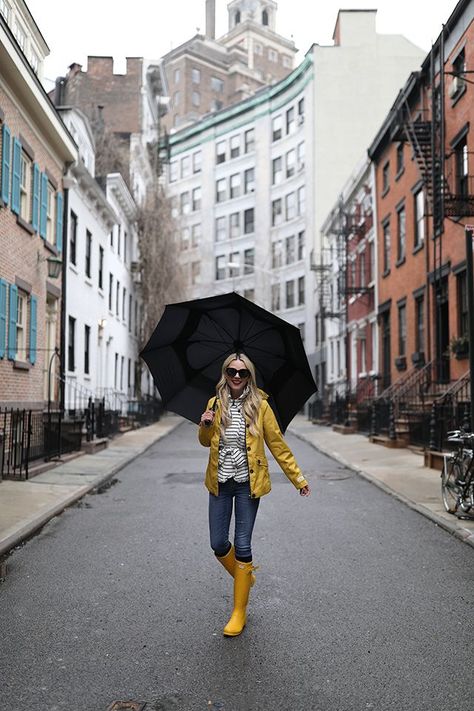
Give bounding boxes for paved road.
[1,421,473,711]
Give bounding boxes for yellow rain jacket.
[198,391,308,498]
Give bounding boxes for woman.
[199,352,310,637]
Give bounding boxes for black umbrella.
[140,291,317,432]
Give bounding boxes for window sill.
[395,167,405,181]
[451,86,467,108]
[44,240,59,256]
[381,186,390,198]
[84,278,93,287]
[412,242,424,255]
[13,360,30,371]
[17,215,35,235]
[69,263,79,274]
[382,269,391,278]
[395,256,406,268]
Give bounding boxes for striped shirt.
[218,389,249,484]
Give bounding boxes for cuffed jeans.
[209,479,260,562]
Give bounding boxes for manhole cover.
[318,472,353,481]
[107,702,146,711]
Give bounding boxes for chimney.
[206,0,216,39]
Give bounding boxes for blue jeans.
[209,479,260,562]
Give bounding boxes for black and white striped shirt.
[218,390,249,484]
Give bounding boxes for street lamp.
[37,252,63,279]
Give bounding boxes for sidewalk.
[0,415,181,559]
[289,416,474,549]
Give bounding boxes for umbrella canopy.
[140,291,317,432]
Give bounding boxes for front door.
[434,278,450,382]
[381,311,391,390]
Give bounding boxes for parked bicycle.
[441,428,474,518]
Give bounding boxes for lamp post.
[465,225,474,432]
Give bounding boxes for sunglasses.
[226,367,250,379]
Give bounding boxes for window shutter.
[8,284,18,361]
[1,124,11,205]
[32,163,40,231]
[39,172,48,238]
[56,192,63,252]
[29,295,37,365]
[0,279,7,359]
[11,138,21,215]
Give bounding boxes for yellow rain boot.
[216,545,256,587]
[223,560,255,637]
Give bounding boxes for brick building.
[368,0,474,393]
[0,1,76,411]
[162,0,297,130]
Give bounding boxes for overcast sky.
[26,0,458,87]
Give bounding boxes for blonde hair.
[216,353,262,437]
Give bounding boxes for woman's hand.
[299,485,311,497]
[200,410,215,428]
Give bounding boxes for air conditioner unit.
[448,76,465,98]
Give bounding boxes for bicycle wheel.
[441,458,463,513]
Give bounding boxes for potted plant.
[449,334,469,359]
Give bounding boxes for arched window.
[235,10,241,25]
[262,9,269,26]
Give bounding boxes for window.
[230,173,241,199]
[0,0,11,22]
[122,288,126,320]
[286,107,295,135]
[19,151,31,222]
[457,271,468,337]
[124,232,127,264]
[120,356,124,390]
[451,49,467,98]
[396,143,404,174]
[382,220,391,273]
[174,67,180,84]
[230,135,240,159]
[215,255,226,280]
[180,191,190,214]
[192,68,201,84]
[108,273,113,311]
[272,284,280,311]
[234,9,241,25]
[114,353,118,388]
[84,325,90,375]
[272,156,283,185]
[396,205,406,263]
[415,296,424,352]
[46,183,55,244]
[211,76,224,93]
[297,231,305,261]
[98,246,104,289]
[414,188,425,249]
[455,137,469,196]
[244,129,255,153]
[382,161,390,193]
[272,115,282,142]
[14,291,27,361]
[244,248,255,274]
[68,316,76,371]
[170,161,178,182]
[192,186,201,211]
[282,56,292,69]
[128,294,132,332]
[193,151,202,173]
[286,149,296,178]
[192,91,200,107]
[191,223,201,247]
[272,198,283,226]
[262,9,269,25]
[216,178,227,203]
[286,281,295,309]
[116,280,120,315]
[191,261,201,285]
[173,91,180,106]
[13,19,26,51]
[85,230,92,278]
[244,167,255,193]
[181,155,190,179]
[398,303,407,356]
[181,227,190,250]
[286,235,295,264]
[215,216,227,242]
[298,98,305,120]
[360,250,366,287]
[230,212,240,238]
[297,186,305,215]
[272,240,283,268]
[211,99,223,112]
[244,208,254,234]
[297,141,305,169]
[117,225,121,256]
[128,358,131,390]
[69,211,77,265]
[369,240,375,282]
[110,227,114,247]
[254,43,263,55]
[216,141,226,164]
[285,192,296,221]
[268,48,278,62]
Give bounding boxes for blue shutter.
[32,163,40,231]
[39,172,48,238]
[56,192,63,252]
[1,124,11,205]
[11,138,21,215]
[29,295,37,365]
[0,279,7,359]
[7,284,18,361]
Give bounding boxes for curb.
[0,419,182,559]
[290,427,474,551]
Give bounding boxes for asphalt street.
[1,421,473,711]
